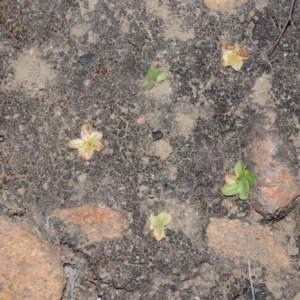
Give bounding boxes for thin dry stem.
[248,260,256,300]
[268,0,296,56]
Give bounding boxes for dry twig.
[268,0,296,56]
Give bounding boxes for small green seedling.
[149,211,171,241]
[221,160,256,200]
[146,66,168,90]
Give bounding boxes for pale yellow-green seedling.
[149,211,171,241]
[68,122,104,161]
[220,42,248,71]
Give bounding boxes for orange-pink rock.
[0,216,65,300]
[204,0,248,14]
[53,205,125,243]
[136,116,146,125]
[247,108,300,220]
[206,218,292,271]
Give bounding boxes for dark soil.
[1,0,300,299]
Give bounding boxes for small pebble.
[60,99,67,108]
[152,131,163,141]
[136,116,146,125]
[43,182,49,191]
[78,53,94,64]
[0,135,5,142]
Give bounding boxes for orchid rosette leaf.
[221,160,256,200]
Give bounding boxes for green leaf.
[237,189,249,200]
[237,178,249,200]
[221,182,239,196]
[234,160,245,178]
[156,212,172,226]
[155,71,168,83]
[155,224,164,235]
[245,170,256,187]
[147,66,157,81]
[149,214,159,228]
[146,81,154,90]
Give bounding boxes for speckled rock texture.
[52,205,126,243]
[0,216,65,300]
[1,0,300,299]
[207,218,294,271]
[246,108,300,220]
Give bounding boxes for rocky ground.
[1,0,300,299]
